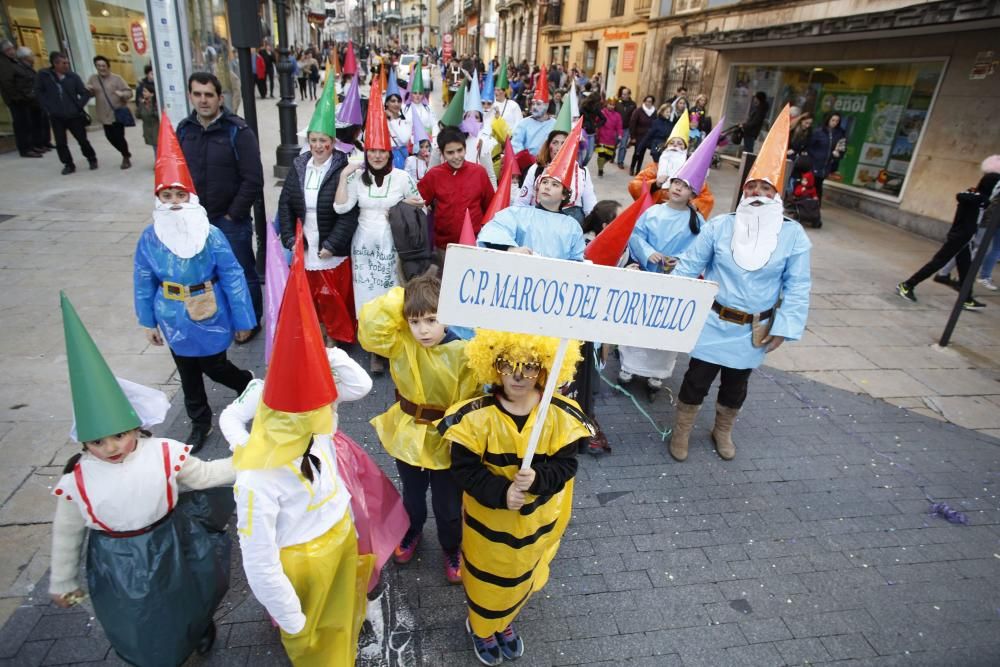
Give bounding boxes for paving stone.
[773,636,833,664]
[821,632,879,660]
[40,636,109,664]
[738,617,793,644]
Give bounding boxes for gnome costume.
[655,111,691,183]
[52,294,235,666]
[279,74,360,344]
[669,106,811,462]
[510,67,555,158]
[403,60,437,145]
[234,229,373,666]
[134,114,256,448]
[339,76,420,315]
[619,124,721,394]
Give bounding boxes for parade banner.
[438,245,719,352]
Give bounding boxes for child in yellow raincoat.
[358,274,480,583]
[439,331,594,666]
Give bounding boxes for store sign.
[438,246,718,352]
[442,33,453,62]
[130,22,148,55]
[622,42,637,72]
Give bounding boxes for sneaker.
[444,549,462,584]
[617,370,633,384]
[187,424,214,454]
[647,377,663,390]
[896,282,917,303]
[978,277,998,291]
[466,618,503,666]
[393,530,421,564]
[962,298,986,311]
[494,623,525,660]
[933,274,960,290]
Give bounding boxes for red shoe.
[444,549,462,584]
[393,531,421,564]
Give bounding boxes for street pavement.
[0,74,998,665]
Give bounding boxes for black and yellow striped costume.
[439,393,594,637]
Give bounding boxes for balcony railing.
[402,15,421,25]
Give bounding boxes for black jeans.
[31,107,51,149]
[904,214,978,289]
[103,121,130,158]
[171,349,252,426]
[211,215,263,322]
[395,459,462,552]
[678,357,753,410]
[50,115,96,166]
[256,77,267,98]
[9,102,34,155]
[267,70,275,96]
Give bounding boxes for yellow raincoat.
[439,393,593,636]
[358,287,480,469]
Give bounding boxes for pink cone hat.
[672,117,725,194]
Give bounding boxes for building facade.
[645,0,1000,237]
[496,0,539,65]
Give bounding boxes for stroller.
[784,154,823,228]
[712,124,743,169]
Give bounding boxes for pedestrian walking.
[86,55,134,169]
[613,86,636,169]
[628,95,656,175]
[806,112,847,199]
[739,91,770,154]
[177,71,265,324]
[254,49,266,98]
[595,97,622,177]
[670,106,811,462]
[261,43,276,97]
[134,84,160,157]
[34,51,97,175]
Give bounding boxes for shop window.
[186,0,243,113]
[722,61,946,199]
[86,0,150,86]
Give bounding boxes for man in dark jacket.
[177,72,265,326]
[0,40,40,158]
[740,91,770,154]
[260,43,276,98]
[33,51,97,174]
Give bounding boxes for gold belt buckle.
[162,281,187,301]
[718,306,749,325]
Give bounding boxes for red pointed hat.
[533,66,550,104]
[154,112,196,195]
[364,75,392,151]
[585,188,654,266]
[503,137,521,177]
[482,148,516,225]
[542,117,583,189]
[263,224,338,411]
[343,41,357,75]
[458,209,477,245]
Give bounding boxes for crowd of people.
[7,37,989,667]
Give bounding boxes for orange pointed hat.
[364,75,392,151]
[542,117,583,189]
[533,66,550,104]
[745,103,791,190]
[235,224,338,470]
[585,187,654,266]
[154,112,196,195]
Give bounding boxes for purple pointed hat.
[411,111,430,147]
[338,73,364,127]
[672,117,725,194]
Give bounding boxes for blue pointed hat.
[464,69,482,113]
[386,67,401,98]
[481,64,495,104]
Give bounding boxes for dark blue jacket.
[806,125,847,179]
[176,109,264,222]
[34,68,92,120]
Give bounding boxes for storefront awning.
[670,0,1000,50]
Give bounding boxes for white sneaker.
[977,277,998,291]
[647,377,663,389]
[618,370,633,383]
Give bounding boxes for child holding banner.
[439,331,593,666]
[358,275,480,583]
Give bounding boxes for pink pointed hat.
[339,72,364,127]
[671,116,725,194]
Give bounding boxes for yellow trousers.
[279,514,375,667]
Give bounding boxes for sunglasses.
[494,356,543,380]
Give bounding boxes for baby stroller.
[712,124,742,169]
[784,154,823,228]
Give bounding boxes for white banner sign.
[438,245,719,352]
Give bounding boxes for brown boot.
[711,405,739,460]
[668,401,701,462]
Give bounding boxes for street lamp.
[274,0,299,178]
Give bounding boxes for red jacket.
[418,160,496,248]
[255,54,266,80]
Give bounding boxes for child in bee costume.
[232,228,373,666]
[438,331,594,666]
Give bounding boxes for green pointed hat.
[497,59,509,91]
[554,97,572,133]
[61,292,141,443]
[411,57,426,94]
[307,75,338,137]
[440,80,466,128]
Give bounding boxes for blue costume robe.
[134,226,257,357]
[477,206,585,261]
[628,203,705,272]
[674,214,811,369]
[511,117,556,156]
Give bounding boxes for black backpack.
[387,201,435,281]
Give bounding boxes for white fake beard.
[152,196,210,259]
[661,150,686,178]
[731,195,783,271]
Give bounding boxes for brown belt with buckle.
[712,301,774,326]
[395,390,447,425]
[162,277,218,300]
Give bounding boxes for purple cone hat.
[411,110,430,147]
[672,116,725,194]
[339,73,364,127]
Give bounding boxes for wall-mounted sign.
[603,29,630,40]
[131,21,148,55]
[622,42,637,72]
